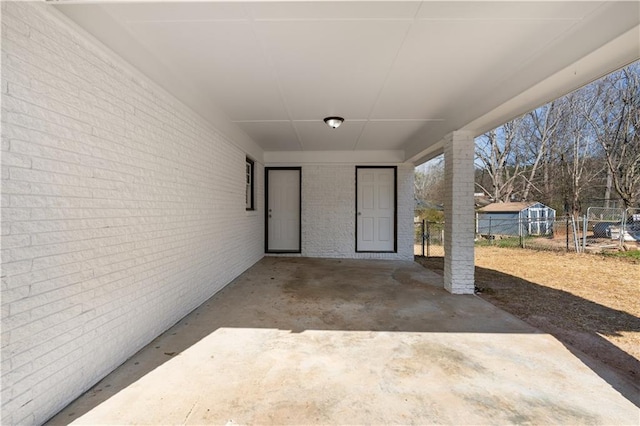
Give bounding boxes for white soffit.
[237,121,301,151]
[358,120,446,151]
[53,1,640,161]
[294,120,368,151]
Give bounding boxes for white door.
[267,168,300,252]
[529,208,541,235]
[357,167,395,252]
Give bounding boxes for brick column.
[443,131,475,294]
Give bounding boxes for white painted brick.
[299,164,413,261]
[0,388,34,425]
[1,14,30,37]
[7,81,83,121]
[2,222,11,236]
[2,54,36,89]
[10,139,83,165]
[0,360,33,400]
[3,96,92,134]
[4,111,86,144]
[1,151,32,169]
[443,131,475,294]
[3,262,83,292]
[9,283,82,317]
[9,167,79,189]
[31,157,93,178]
[1,180,31,195]
[6,321,85,374]
[30,249,97,272]
[1,260,33,277]
[30,270,93,300]
[1,285,30,307]
[28,78,82,109]
[1,234,31,249]
[3,124,91,156]
[28,182,93,198]
[93,166,135,183]
[1,2,264,424]
[7,305,84,347]
[1,208,31,221]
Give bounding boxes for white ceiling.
[53,1,640,162]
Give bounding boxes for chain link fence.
[415,211,638,257]
[583,207,625,251]
[623,208,640,245]
[475,215,585,252]
[414,220,445,257]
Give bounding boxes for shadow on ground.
[416,256,640,408]
[47,257,639,424]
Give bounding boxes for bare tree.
[555,90,605,216]
[474,61,639,213]
[475,118,524,202]
[566,125,596,214]
[519,102,560,201]
[586,64,640,208]
[414,157,444,205]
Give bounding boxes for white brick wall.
[299,164,413,261]
[1,3,264,424]
[443,131,475,294]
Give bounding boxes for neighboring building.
[477,202,556,237]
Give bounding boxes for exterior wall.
[298,164,413,261]
[1,3,264,424]
[477,212,520,236]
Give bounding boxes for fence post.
[571,216,580,252]
[566,215,569,252]
[421,219,425,257]
[618,210,625,249]
[426,221,431,257]
[488,217,493,245]
[582,216,587,253]
[620,221,625,248]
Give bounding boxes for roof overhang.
[50,1,640,164]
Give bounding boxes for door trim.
[265,167,302,254]
[355,166,398,253]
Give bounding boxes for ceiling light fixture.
[324,116,344,129]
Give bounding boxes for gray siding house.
[477,202,556,237]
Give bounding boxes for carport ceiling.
[54,1,640,157]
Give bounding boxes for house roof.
[477,202,539,213]
[54,2,640,164]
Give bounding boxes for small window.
[245,157,254,210]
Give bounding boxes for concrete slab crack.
[182,401,198,425]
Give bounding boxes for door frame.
[355,166,398,253]
[265,167,302,254]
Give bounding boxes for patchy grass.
[416,246,640,388]
[475,236,524,248]
[603,249,640,263]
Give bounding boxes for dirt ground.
[416,247,640,391]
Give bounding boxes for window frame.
[245,157,255,211]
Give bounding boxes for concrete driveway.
[48,257,639,425]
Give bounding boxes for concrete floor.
[48,257,639,425]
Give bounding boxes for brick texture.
[443,131,475,294]
[300,164,413,261]
[1,3,264,424]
